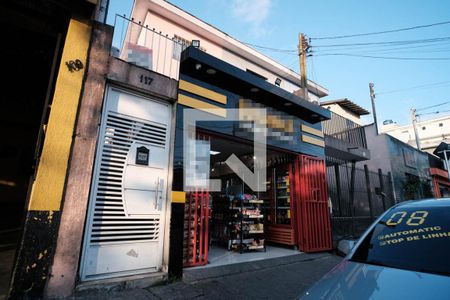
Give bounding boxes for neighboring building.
[4,0,336,298]
[321,98,370,125]
[364,124,433,202]
[430,142,450,198]
[320,100,396,243]
[125,0,329,102]
[0,0,102,298]
[321,98,371,165]
[381,114,450,153]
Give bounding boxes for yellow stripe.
[178,94,226,117]
[302,134,325,147]
[28,18,92,211]
[179,80,227,105]
[301,124,324,137]
[172,191,186,203]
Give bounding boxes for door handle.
[155,177,164,210]
[155,177,160,210]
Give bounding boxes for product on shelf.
[225,181,266,253]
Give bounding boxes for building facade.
[4,0,336,298]
[0,0,103,298]
[381,114,450,153]
[320,99,397,243]
[364,124,433,202]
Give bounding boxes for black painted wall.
[8,211,61,298]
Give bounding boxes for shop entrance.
[183,134,302,268]
[80,87,173,280]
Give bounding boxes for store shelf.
[248,230,264,234]
[246,245,265,250]
[227,188,266,252]
[243,214,264,219]
[247,199,264,203]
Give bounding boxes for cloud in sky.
[231,0,272,37]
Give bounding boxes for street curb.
[183,252,332,283]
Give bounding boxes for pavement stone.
[71,253,342,300]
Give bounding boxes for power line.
[416,100,450,112]
[377,81,450,95]
[312,36,450,48]
[313,53,450,60]
[312,40,450,54]
[240,36,450,56]
[417,109,450,116]
[310,20,450,40]
[242,42,296,53]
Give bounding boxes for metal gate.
[292,155,332,252]
[183,190,209,267]
[80,86,172,280]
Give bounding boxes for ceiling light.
[284,102,292,107]
[206,68,216,75]
[210,150,221,155]
[250,87,259,93]
[195,63,202,70]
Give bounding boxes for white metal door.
[80,86,172,280]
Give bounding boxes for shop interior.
[186,134,301,268]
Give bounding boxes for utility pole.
[369,83,379,135]
[411,108,421,150]
[298,33,309,100]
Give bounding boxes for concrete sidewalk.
[73,253,341,300]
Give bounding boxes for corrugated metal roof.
[320,98,370,116]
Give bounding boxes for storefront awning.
[180,46,330,124]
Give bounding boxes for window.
[439,123,443,127]
[422,126,426,130]
[403,149,416,168]
[351,205,450,276]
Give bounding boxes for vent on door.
[89,111,167,245]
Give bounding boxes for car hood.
[302,260,450,300]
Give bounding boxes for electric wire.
[377,82,450,96]
[241,37,450,61]
[312,40,450,54]
[242,42,296,53]
[312,36,450,48]
[312,53,450,61]
[417,109,450,116]
[310,20,450,40]
[416,101,450,112]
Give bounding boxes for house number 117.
[140,75,153,85]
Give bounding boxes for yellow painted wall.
[171,191,186,203]
[28,18,92,211]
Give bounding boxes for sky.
[106,0,450,126]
